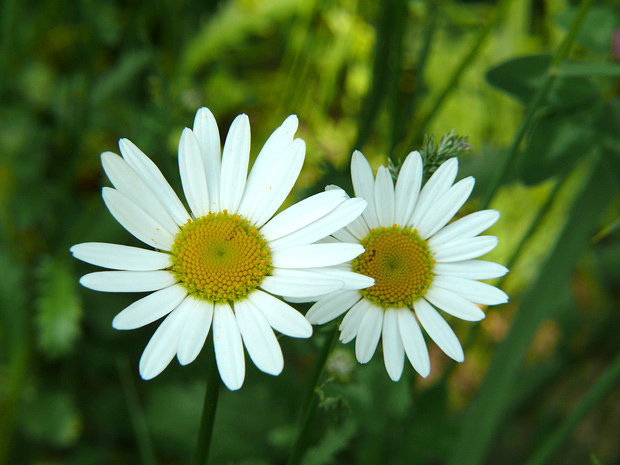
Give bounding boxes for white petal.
[219,114,250,213]
[243,139,305,227]
[351,150,379,229]
[101,152,180,235]
[213,302,245,391]
[433,276,509,306]
[284,295,325,304]
[139,303,191,379]
[409,157,458,227]
[102,187,175,251]
[118,138,191,225]
[193,107,222,212]
[70,242,171,271]
[272,243,364,269]
[112,284,187,330]
[339,298,372,344]
[397,308,430,377]
[414,299,464,362]
[394,151,423,226]
[433,260,509,280]
[234,299,284,376]
[331,226,359,244]
[177,297,214,365]
[305,290,362,325]
[428,210,500,249]
[255,115,298,165]
[325,185,370,240]
[306,267,374,290]
[260,190,347,242]
[179,128,210,217]
[80,270,176,293]
[432,236,498,262]
[374,166,395,227]
[237,115,300,225]
[382,307,405,381]
[417,177,475,239]
[260,274,343,298]
[248,290,312,338]
[424,288,485,321]
[355,304,384,364]
[269,198,367,251]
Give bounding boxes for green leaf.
[18,390,81,447]
[485,55,598,108]
[35,256,83,358]
[90,49,153,104]
[555,5,620,55]
[517,107,598,185]
[451,156,618,465]
[559,61,620,78]
[301,420,357,465]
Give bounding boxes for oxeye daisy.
[305,150,508,381]
[71,108,373,390]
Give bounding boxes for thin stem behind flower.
[192,340,220,465]
[404,0,513,151]
[287,324,339,465]
[481,0,595,209]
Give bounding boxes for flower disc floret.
[170,211,272,303]
[352,225,435,308]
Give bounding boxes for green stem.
[117,357,158,465]
[454,173,567,362]
[501,174,568,280]
[389,1,438,155]
[405,0,513,149]
[287,324,339,465]
[524,350,620,465]
[481,0,594,209]
[351,0,402,153]
[192,342,220,465]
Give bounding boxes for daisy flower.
[71,108,373,390]
[305,150,508,381]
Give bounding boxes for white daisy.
[71,108,373,390]
[305,150,508,381]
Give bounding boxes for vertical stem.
[480,0,594,209]
[117,357,158,465]
[192,342,220,465]
[404,0,513,149]
[287,324,339,465]
[351,0,401,153]
[524,350,620,465]
[389,2,438,156]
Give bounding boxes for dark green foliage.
[2,1,620,465]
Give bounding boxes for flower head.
[71,108,373,390]
[306,150,508,381]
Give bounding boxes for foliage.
[1,0,620,464]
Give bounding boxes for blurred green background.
[1,0,620,464]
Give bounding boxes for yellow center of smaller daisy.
[169,211,272,303]
[352,225,435,309]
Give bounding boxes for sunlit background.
[1,0,619,464]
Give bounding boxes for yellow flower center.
[169,211,272,303]
[352,225,435,309]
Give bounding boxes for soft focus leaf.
[91,49,153,104]
[452,157,618,465]
[555,5,620,54]
[18,390,82,447]
[485,55,598,108]
[35,256,83,358]
[559,61,620,78]
[518,107,598,185]
[301,420,357,465]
